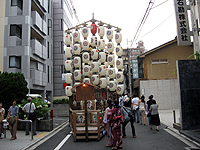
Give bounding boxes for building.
[3,0,54,101]
[52,0,74,99]
[134,38,194,109]
[0,0,6,73]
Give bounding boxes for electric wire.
[151,0,169,9]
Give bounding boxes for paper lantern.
[73,31,80,42]
[65,60,72,71]
[74,70,81,81]
[108,68,115,79]
[82,27,89,38]
[99,65,106,76]
[115,32,122,44]
[73,44,81,55]
[82,40,89,50]
[116,71,124,83]
[65,86,72,96]
[91,61,99,73]
[65,47,72,59]
[82,52,90,63]
[107,42,114,53]
[98,26,105,37]
[116,46,123,57]
[99,51,106,63]
[91,22,97,35]
[91,36,97,47]
[73,57,81,68]
[116,84,124,95]
[107,55,115,66]
[91,75,99,85]
[105,62,108,67]
[65,33,72,46]
[74,82,81,86]
[100,78,107,88]
[83,78,90,84]
[65,73,72,84]
[91,49,98,60]
[83,65,90,76]
[106,29,113,40]
[116,58,123,70]
[109,80,116,91]
[98,39,105,50]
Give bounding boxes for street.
[33,121,199,150]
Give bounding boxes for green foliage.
[188,51,200,62]
[53,98,69,104]
[0,72,29,115]
[18,97,50,120]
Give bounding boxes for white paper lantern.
[65,34,72,46]
[116,46,123,57]
[73,31,80,42]
[107,55,115,66]
[116,71,124,83]
[99,51,106,63]
[99,65,106,76]
[65,60,72,71]
[83,65,90,76]
[115,32,122,44]
[73,44,81,55]
[109,80,116,91]
[65,73,72,84]
[107,77,110,85]
[74,57,81,68]
[105,62,108,68]
[116,58,123,70]
[74,82,81,86]
[74,70,81,81]
[108,68,115,79]
[83,78,90,84]
[98,39,105,50]
[91,61,99,73]
[116,84,124,95]
[65,86,72,96]
[106,68,109,76]
[100,78,107,88]
[82,40,89,50]
[91,49,99,60]
[98,26,105,37]
[65,47,72,59]
[82,52,90,64]
[82,27,89,38]
[106,29,113,40]
[91,75,99,85]
[107,42,114,53]
[91,36,97,47]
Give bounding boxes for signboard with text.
[132,59,139,79]
[174,0,191,46]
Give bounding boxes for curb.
[22,119,69,150]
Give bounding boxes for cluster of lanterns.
[64,20,124,96]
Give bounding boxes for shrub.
[53,98,69,104]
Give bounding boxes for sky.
[73,0,177,51]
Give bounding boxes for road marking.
[35,133,48,138]
[54,131,72,150]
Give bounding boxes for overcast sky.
[73,0,177,51]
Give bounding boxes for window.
[9,56,21,69]
[48,19,52,35]
[36,62,44,71]
[47,66,49,83]
[152,59,168,64]
[47,42,49,58]
[11,0,22,10]
[10,25,22,39]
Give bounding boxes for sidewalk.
[0,117,68,150]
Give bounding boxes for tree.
[0,72,29,115]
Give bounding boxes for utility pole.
[127,39,132,98]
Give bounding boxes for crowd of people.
[103,94,161,150]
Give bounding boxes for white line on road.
[54,131,72,150]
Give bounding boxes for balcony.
[31,39,46,60]
[31,11,42,31]
[37,0,48,12]
[42,20,47,35]
[30,69,47,86]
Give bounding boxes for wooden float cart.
[69,82,106,142]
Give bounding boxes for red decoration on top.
[91,23,97,35]
[63,83,68,88]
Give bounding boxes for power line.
[151,0,169,9]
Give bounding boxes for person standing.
[103,100,113,147]
[131,95,140,123]
[149,100,160,131]
[147,95,156,125]
[0,102,5,139]
[138,95,146,125]
[22,97,37,136]
[121,101,136,138]
[110,100,122,150]
[6,99,19,140]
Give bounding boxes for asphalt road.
[34,122,200,150]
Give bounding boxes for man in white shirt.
[131,95,140,123]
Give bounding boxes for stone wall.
[140,79,181,110]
